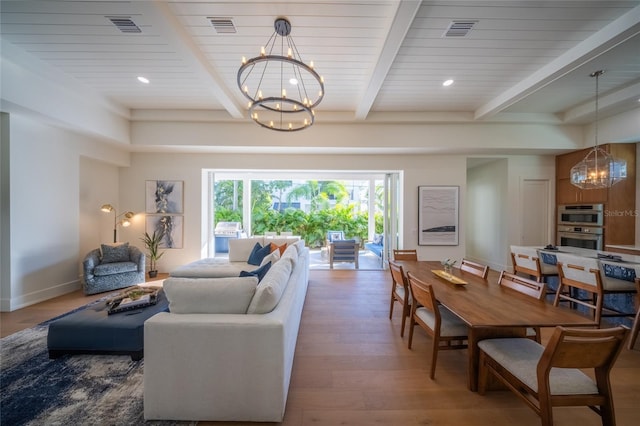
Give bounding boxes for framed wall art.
[418,185,459,246]
[146,180,184,214]
[145,214,184,249]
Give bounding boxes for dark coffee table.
[47,288,169,360]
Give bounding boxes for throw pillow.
[247,242,271,266]
[240,261,272,282]
[270,242,288,255]
[163,276,258,314]
[100,242,130,263]
[260,249,280,267]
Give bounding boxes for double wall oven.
[557,204,604,251]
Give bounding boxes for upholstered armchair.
[329,240,359,269]
[82,243,145,295]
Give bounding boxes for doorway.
[203,170,402,270]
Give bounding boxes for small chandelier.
[570,70,627,189]
[237,17,325,131]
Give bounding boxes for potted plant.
[141,230,165,278]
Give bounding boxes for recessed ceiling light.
[443,79,454,87]
[137,76,150,84]
[289,77,298,85]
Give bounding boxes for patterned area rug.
[0,301,195,426]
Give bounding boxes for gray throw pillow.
[101,243,130,263]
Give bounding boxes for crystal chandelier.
[570,70,627,189]
[237,17,324,131]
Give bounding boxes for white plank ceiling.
[1,0,640,127]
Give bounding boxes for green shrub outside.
[215,205,383,248]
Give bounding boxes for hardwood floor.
[2,269,640,425]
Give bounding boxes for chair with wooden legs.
[510,245,558,283]
[406,272,468,380]
[393,249,418,261]
[478,326,628,426]
[497,271,546,342]
[388,261,411,337]
[554,253,637,326]
[460,258,489,280]
[628,277,640,350]
[554,253,605,325]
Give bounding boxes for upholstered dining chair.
[406,272,468,380]
[497,271,546,342]
[478,326,628,426]
[460,258,489,280]
[388,261,411,337]
[392,249,418,261]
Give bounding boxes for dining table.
[394,260,598,391]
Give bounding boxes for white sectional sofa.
[168,236,301,278]
[143,238,309,422]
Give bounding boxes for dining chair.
[460,258,489,280]
[510,245,558,283]
[388,261,411,337]
[628,277,640,350]
[478,325,628,426]
[497,271,546,342]
[406,272,468,380]
[392,249,417,261]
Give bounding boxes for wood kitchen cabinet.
[555,143,636,246]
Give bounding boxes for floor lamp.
[101,204,134,243]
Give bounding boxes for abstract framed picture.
[418,185,459,246]
[145,214,184,249]
[146,180,184,214]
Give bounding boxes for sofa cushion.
[228,238,264,262]
[260,249,281,267]
[247,242,272,266]
[94,261,138,276]
[101,243,130,263]
[240,261,272,282]
[163,276,258,314]
[246,257,293,314]
[170,258,251,278]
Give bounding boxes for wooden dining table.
[395,260,598,391]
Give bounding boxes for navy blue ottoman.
[47,289,169,360]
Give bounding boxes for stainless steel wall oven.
[558,204,604,227]
[557,226,603,251]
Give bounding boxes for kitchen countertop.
[538,245,640,265]
[605,245,640,254]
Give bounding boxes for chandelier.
[570,70,627,189]
[237,17,324,131]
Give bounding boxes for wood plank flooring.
[2,269,640,425]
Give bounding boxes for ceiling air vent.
[208,17,236,34]
[443,20,477,37]
[107,16,141,33]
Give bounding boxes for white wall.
[1,114,129,311]
[118,153,469,273]
[466,159,508,271]
[79,156,120,271]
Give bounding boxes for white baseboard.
[0,280,81,312]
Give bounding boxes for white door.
[521,179,550,246]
